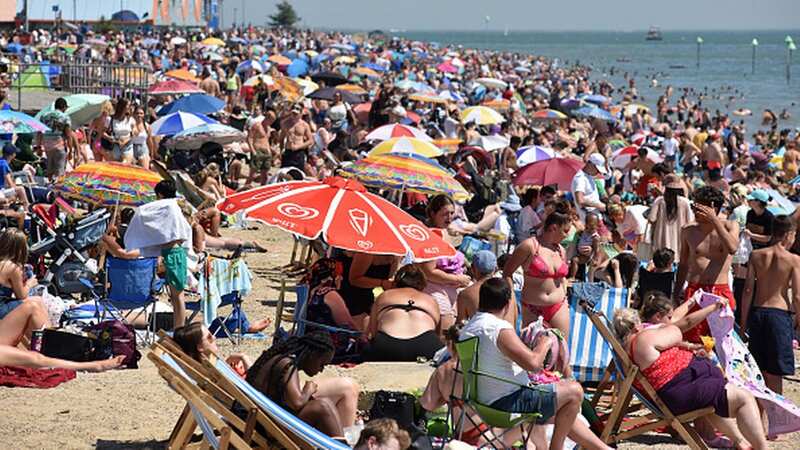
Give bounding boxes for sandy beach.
[0,222,795,449]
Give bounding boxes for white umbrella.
[170,37,187,46]
[476,77,508,90]
[474,135,511,151]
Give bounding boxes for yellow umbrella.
[334,56,356,65]
[201,37,226,47]
[272,76,303,102]
[354,67,380,78]
[337,84,367,95]
[460,106,505,125]
[304,50,319,57]
[164,69,199,82]
[292,77,320,96]
[408,93,448,104]
[268,54,292,65]
[368,137,443,158]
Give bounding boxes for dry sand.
[1,223,799,449]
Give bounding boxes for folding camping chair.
[289,283,362,339]
[451,337,539,450]
[579,300,713,449]
[149,348,255,450]
[154,332,297,450]
[568,282,630,382]
[89,256,163,344]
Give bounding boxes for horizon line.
[310,26,799,34]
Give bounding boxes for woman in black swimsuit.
[363,265,444,362]
[336,251,398,328]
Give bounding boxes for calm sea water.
[397,30,800,133]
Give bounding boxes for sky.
[16,0,800,31]
[230,0,800,31]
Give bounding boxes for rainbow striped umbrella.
[340,153,470,202]
[55,162,163,206]
[531,109,567,120]
[368,137,443,158]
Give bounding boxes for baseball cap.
[2,143,19,155]
[747,189,771,204]
[587,153,607,174]
[472,250,497,276]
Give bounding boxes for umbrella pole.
[274,276,287,334]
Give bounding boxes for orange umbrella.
[337,83,367,95]
[481,98,512,111]
[354,67,380,78]
[272,76,303,102]
[164,69,198,82]
[268,54,292,65]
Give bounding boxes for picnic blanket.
[697,291,800,436]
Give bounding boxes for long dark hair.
[246,331,334,403]
[664,187,682,221]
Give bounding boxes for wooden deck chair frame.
[579,299,713,450]
[151,351,254,450]
[153,333,298,450]
[451,337,539,450]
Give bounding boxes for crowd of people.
[1,23,800,449]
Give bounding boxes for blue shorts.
[0,300,23,320]
[490,383,557,424]
[747,307,795,376]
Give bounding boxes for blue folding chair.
[290,283,361,339]
[95,256,163,344]
[186,292,245,345]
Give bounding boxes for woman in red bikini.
[613,307,767,450]
[503,211,572,336]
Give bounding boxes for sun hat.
[587,153,607,174]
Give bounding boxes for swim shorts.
[161,246,187,292]
[490,383,557,424]
[747,306,795,376]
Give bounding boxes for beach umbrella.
[267,54,292,65]
[366,124,432,142]
[475,77,508,90]
[408,93,448,104]
[474,135,510,151]
[166,124,246,150]
[55,162,162,206]
[251,45,267,55]
[272,77,304,102]
[0,110,50,134]
[581,94,611,105]
[156,94,226,116]
[293,77,320,95]
[164,69,198,82]
[228,37,248,45]
[611,146,662,169]
[433,139,462,152]
[514,66,532,73]
[236,60,264,74]
[438,90,464,103]
[353,67,380,78]
[307,87,364,104]
[310,70,348,86]
[201,37,226,47]
[572,106,616,122]
[763,189,798,215]
[151,111,217,136]
[460,106,505,125]
[340,153,470,202]
[512,157,585,190]
[368,137,443,158]
[203,52,224,62]
[216,177,456,260]
[559,98,582,110]
[515,145,555,167]
[631,131,656,147]
[286,59,310,77]
[437,62,459,73]
[481,98,512,112]
[329,43,356,53]
[608,139,628,151]
[170,37,187,46]
[36,94,111,127]
[531,109,567,120]
[5,43,25,54]
[337,84,368,95]
[362,63,387,72]
[243,74,275,88]
[334,56,356,65]
[395,79,433,93]
[148,79,203,95]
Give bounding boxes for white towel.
[124,199,192,257]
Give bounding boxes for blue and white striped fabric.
[214,359,351,450]
[159,353,223,450]
[568,282,629,382]
[151,111,217,136]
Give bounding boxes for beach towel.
[124,199,192,258]
[0,366,76,388]
[196,257,252,326]
[697,291,800,436]
[568,282,629,382]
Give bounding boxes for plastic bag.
[732,233,752,265]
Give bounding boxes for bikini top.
[379,299,436,322]
[527,240,569,279]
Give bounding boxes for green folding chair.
[452,336,541,449]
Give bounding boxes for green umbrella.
[35,94,110,127]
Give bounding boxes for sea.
[395,30,800,134]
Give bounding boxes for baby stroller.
[29,208,111,296]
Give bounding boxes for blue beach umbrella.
[572,106,616,122]
[151,111,217,135]
[157,94,225,116]
[236,60,264,74]
[580,94,611,105]
[0,110,50,134]
[286,59,310,77]
[515,145,555,167]
[362,63,387,72]
[5,43,25,54]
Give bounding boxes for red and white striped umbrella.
[216,177,455,261]
[365,124,432,142]
[611,146,662,169]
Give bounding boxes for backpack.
[86,320,141,369]
[369,390,432,450]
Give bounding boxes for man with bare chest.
[246,111,275,186]
[279,105,313,172]
[674,186,740,343]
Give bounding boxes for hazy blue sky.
[224,0,800,31]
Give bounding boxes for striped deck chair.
[149,349,254,450]
[579,301,713,449]
[568,282,629,382]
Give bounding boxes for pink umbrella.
[512,157,585,190]
[611,145,663,169]
[436,62,458,74]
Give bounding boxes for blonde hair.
[354,418,410,449]
[612,308,641,342]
